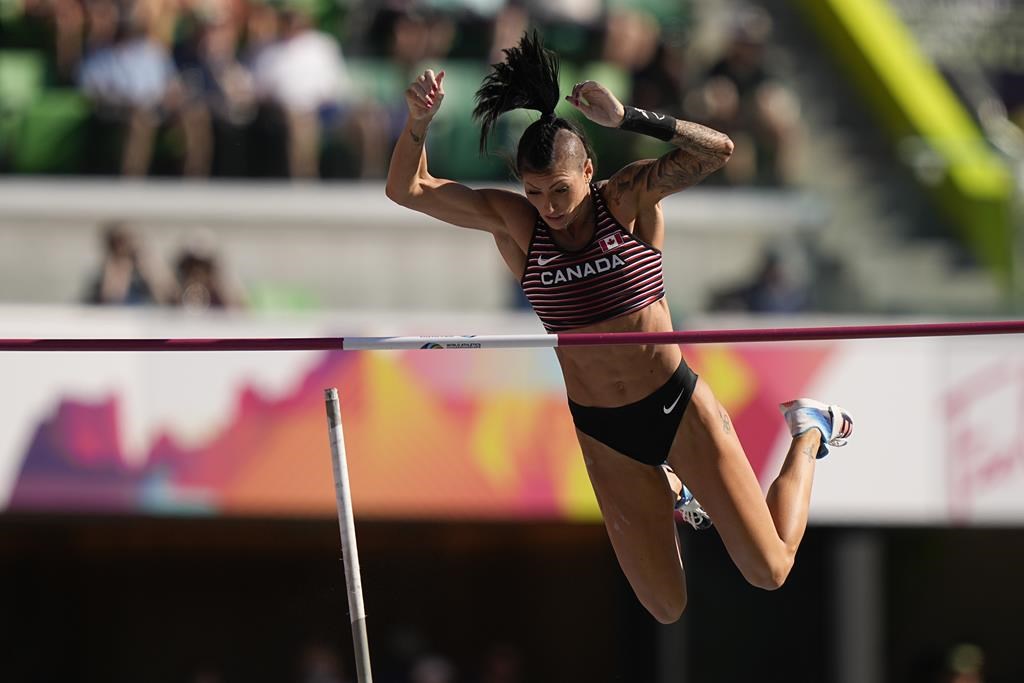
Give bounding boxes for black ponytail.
[473,30,559,152]
[473,31,595,175]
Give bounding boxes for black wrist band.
[619,105,676,141]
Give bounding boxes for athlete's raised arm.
[385,69,528,234]
[565,81,734,209]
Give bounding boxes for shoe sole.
[779,398,854,443]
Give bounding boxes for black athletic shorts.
[567,359,699,466]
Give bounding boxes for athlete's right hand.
[405,69,445,121]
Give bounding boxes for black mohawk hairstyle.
[473,30,561,153]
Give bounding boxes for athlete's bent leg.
[578,431,688,623]
[667,379,816,590]
[764,430,820,561]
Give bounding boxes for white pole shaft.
[324,388,373,683]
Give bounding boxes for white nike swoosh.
[663,389,686,414]
[537,254,562,266]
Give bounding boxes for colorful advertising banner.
[1,309,1022,525]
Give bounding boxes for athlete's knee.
[742,551,795,591]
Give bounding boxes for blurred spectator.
[132,0,183,46]
[686,6,801,186]
[249,2,386,178]
[52,0,87,83]
[84,220,177,305]
[910,642,988,683]
[475,642,524,683]
[175,1,258,176]
[488,3,530,63]
[173,231,247,309]
[373,6,459,149]
[602,9,661,82]
[77,0,210,175]
[600,7,688,167]
[297,640,352,683]
[189,667,224,683]
[525,0,599,29]
[999,72,1024,134]
[378,624,428,683]
[3,0,84,85]
[6,0,810,185]
[243,0,281,56]
[388,9,456,71]
[944,643,986,683]
[628,39,688,115]
[707,245,810,313]
[524,0,602,64]
[410,654,457,683]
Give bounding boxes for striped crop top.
[520,183,665,332]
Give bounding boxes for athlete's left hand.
[565,81,626,128]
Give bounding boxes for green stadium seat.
[573,61,652,172]
[425,60,598,180]
[542,23,594,63]
[0,49,45,111]
[420,60,502,180]
[0,50,46,164]
[556,62,580,119]
[376,58,632,181]
[13,89,91,173]
[345,58,406,105]
[248,283,321,311]
[577,61,630,100]
[607,0,691,24]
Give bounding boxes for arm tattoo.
[619,120,733,198]
[669,120,733,160]
[645,149,717,195]
[606,168,639,206]
[718,405,732,435]
[409,130,424,146]
[803,443,816,462]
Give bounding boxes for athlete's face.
[521,133,593,231]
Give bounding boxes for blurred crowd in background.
[290,635,526,683]
[202,634,990,683]
[187,635,528,683]
[85,220,247,308]
[85,215,816,314]
[2,0,802,186]
[5,0,1021,317]
[2,0,815,314]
